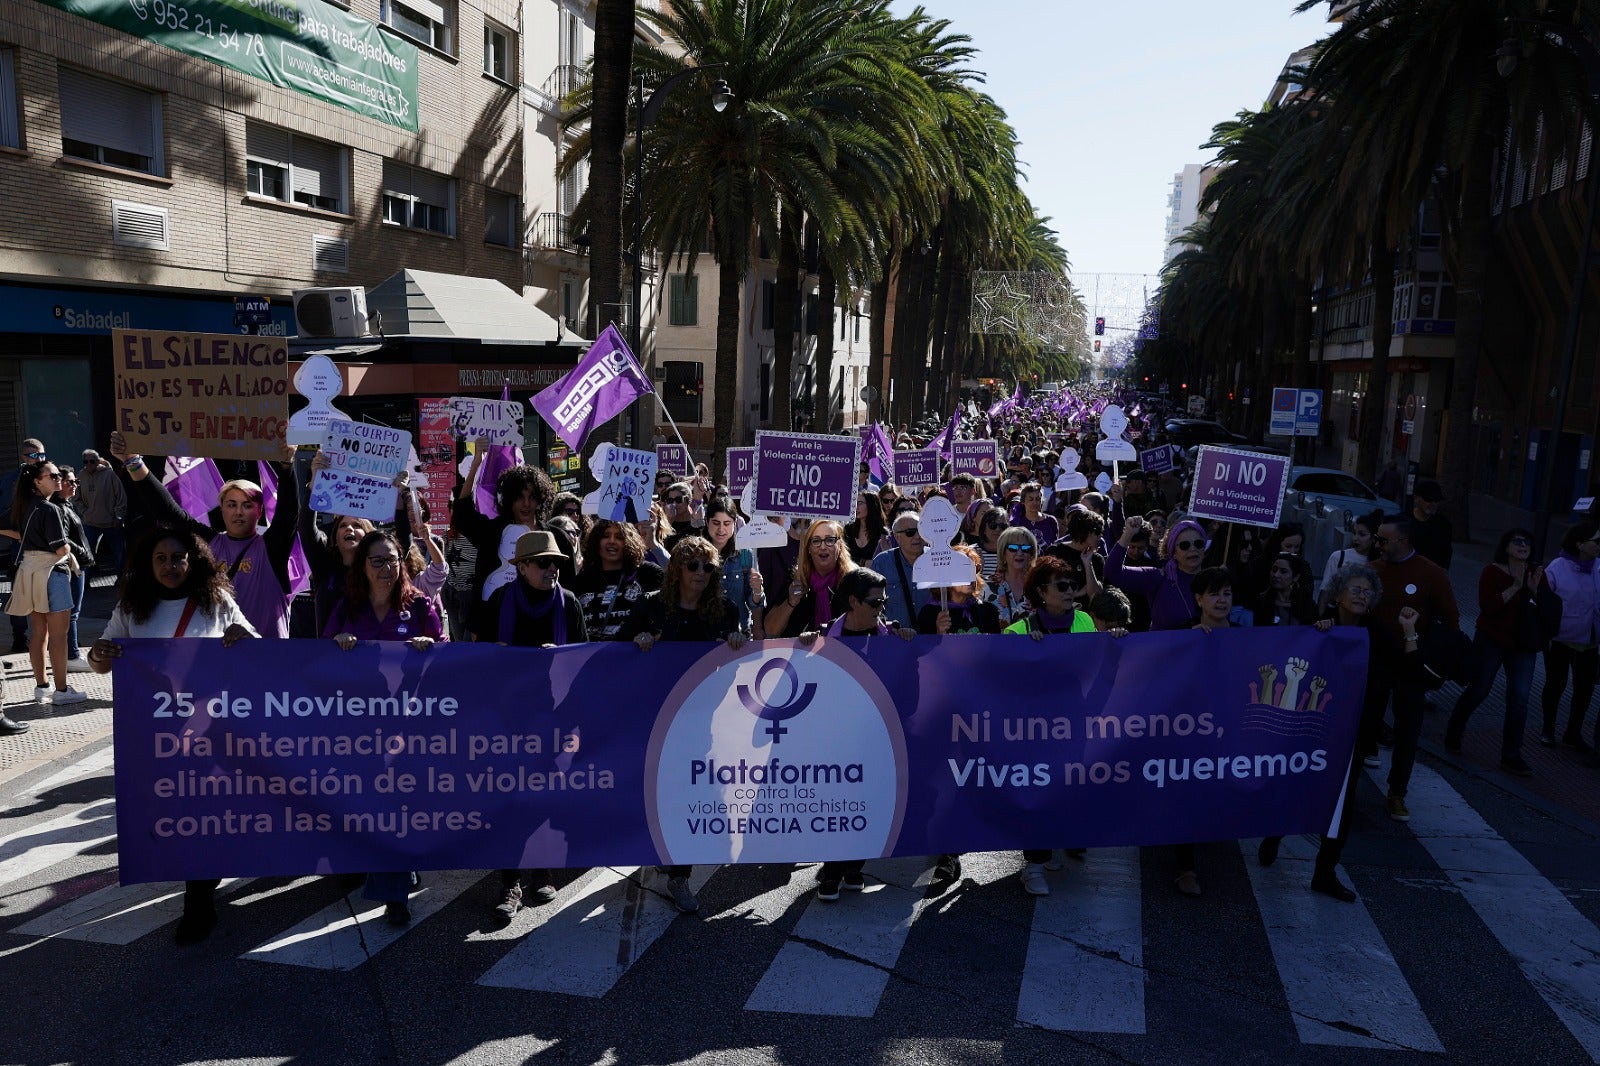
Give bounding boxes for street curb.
[0,723,113,790]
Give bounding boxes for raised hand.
[1284,657,1308,683]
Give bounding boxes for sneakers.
[1044,852,1065,871]
[33,684,50,704]
[1385,793,1411,822]
[529,882,559,905]
[816,878,841,902]
[0,714,29,735]
[50,688,87,706]
[840,869,865,892]
[65,654,92,674]
[384,901,411,926]
[494,883,523,920]
[1499,756,1534,778]
[1175,871,1202,897]
[667,876,699,914]
[1021,864,1050,896]
[1362,752,1381,768]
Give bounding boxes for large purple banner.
[751,431,862,521]
[113,629,1367,883]
[1187,445,1290,528]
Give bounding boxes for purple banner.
[951,440,1000,480]
[892,448,941,488]
[752,431,862,521]
[1140,444,1176,475]
[656,443,691,477]
[112,628,1367,882]
[528,325,652,451]
[1187,445,1290,529]
[725,447,755,495]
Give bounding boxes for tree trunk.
[927,253,958,413]
[814,258,837,432]
[1439,162,1492,537]
[771,207,801,430]
[1359,241,1395,485]
[889,247,919,427]
[869,258,892,426]
[711,255,742,482]
[586,0,634,448]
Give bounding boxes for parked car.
[1162,419,1248,449]
[1288,466,1403,518]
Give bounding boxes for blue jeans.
[1447,636,1536,760]
[67,569,85,659]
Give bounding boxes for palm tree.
[585,0,634,343]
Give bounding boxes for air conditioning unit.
[292,286,368,338]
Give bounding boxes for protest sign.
[1188,445,1291,528]
[287,354,349,446]
[308,419,409,520]
[893,448,941,488]
[726,447,756,496]
[1055,447,1088,492]
[656,443,691,477]
[112,627,1367,882]
[951,440,1000,479]
[113,329,289,459]
[913,497,976,590]
[415,399,456,522]
[752,431,861,521]
[448,396,524,447]
[582,443,656,523]
[1140,444,1176,475]
[1095,404,1138,462]
[1094,472,1113,493]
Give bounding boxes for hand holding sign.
[582,443,656,524]
[913,497,976,591]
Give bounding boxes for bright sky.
[896,0,1328,284]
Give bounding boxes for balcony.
[533,212,586,253]
[527,64,587,115]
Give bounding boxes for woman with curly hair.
[455,456,573,638]
[761,519,858,638]
[571,519,663,640]
[89,526,257,944]
[621,536,748,914]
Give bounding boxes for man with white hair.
[76,449,126,575]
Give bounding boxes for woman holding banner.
[572,520,663,640]
[762,520,857,638]
[89,526,257,942]
[624,536,749,913]
[324,530,442,926]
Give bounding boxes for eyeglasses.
[44,472,62,481]
[1005,544,1034,554]
[518,557,560,570]
[813,535,843,546]
[64,478,78,485]
[25,451,46,460]
[664,495,687,505]
[1344,585,1375,597]
[1509,536,1531,546]
[368,557,400,570]
[862,596,888,608]
[680,559,713,573]
[1175,539,1204,551]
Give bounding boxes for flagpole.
[651,391,696,473]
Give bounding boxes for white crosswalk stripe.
[13,876,255,945]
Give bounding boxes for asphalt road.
[4,732,1600,1066]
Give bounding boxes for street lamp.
[630,65,732,445]
[1499,23,1600,555]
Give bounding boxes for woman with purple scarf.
[1105,517,1209,630]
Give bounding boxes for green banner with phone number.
[35,0,419,131]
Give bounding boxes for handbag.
[1419,622,1474,690]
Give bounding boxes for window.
[58,68,163,175]
[760,280,775,330]
[385,0,452,52]
[382,159,453,234]
[484,188,519,246]
[661,361,703,423]
[669,274,698,326]
[0,48,18,150]
[483,19,514,82]
[245,122,347,213]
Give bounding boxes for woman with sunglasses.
[971,501,1006,578]
[763,520,857,638]
[325,530,442,926]
[3,460,86,708]
[550,491,590,542]
[1537,521,1600,758]
[844,490,886,567]
[1107,517,1209,631]
[623,536,748,914]
[991,527,1040,626]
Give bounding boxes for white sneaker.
[33,684,51,704]
[50,688,87,705]
[1021,864,1050,896]
[65,655,92,673]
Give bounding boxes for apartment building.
[0,0,525,459]
[1162,163,1213,267]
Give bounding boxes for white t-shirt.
[103,591,258,639]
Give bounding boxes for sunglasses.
[1048,581,1083,595]
[63,478,78,485]
[1509,536,1531,546]
[894,528,920,538]
[44,472,63,481]
[862,595,888,608]
[1175,539,1204,551]
[983,517,1005,528]
[25,451,46,460]
[518,557,561,570]
[680,559,713,573]
[1005,544,1034,553]
[664,495,687,504]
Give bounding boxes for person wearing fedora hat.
[481,529,587,920]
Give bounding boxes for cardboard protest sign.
[736,482,791,549]
[1095,404,1138,462]
[1055,447,1088,492]
[1094,472,1113,493]
[726,447,755,496]
[752,431,861,521]
[893,448,941,488]
[1188,445,1290,528]
[951,440,1000,479]
[582,443,656,523]
[114,329,289,459]
[309,419,410,520]
[287,354,349,446]
[656,443,691,476]
[913,496,977,590]
[1141,444,1177,475]
[448,396,524,447]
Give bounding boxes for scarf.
[1034,608,1076,634]
[498,578,567,646]
[1561,549,1595,575]
[826,614,891,637]
[809,568,841,626]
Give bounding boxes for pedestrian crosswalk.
[3,744,1600,1062]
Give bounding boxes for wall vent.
[112,200,169,250]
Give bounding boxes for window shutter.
[382,158,410,198]
[0,50,18,150]
[245,122,290,168]
[411,167,449,208]
[292,137,340,203]
[59,69,156,159]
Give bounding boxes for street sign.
[1187,395,1204,415]
[1401,393,1417,435]
[1269,387,1323,437]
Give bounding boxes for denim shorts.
[44,569,72,613]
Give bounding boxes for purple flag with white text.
[162,456,224,522]
[529,325,653,451]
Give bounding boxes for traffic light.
[1093,340,1101,352]
[1094,317,1105,335]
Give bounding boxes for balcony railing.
[533,212,585,252]
[528,64,587,114]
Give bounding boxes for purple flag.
[865,423,895,484]
[256,460,312,596]
[929,407,961,461]
[475,383,521,520]
[162,456,225,522]
[529,325,653,451]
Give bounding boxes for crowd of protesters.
[6,382,1596,944]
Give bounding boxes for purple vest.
[210,532,290,638]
